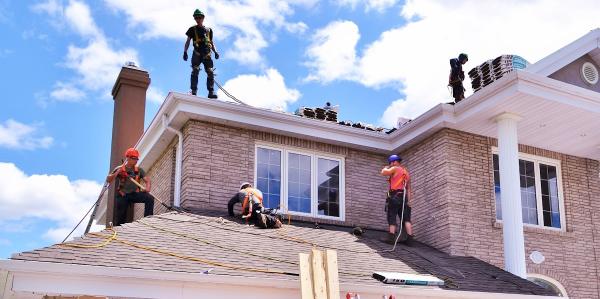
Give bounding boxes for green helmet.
[193,9,205,18]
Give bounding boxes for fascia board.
[1,260,560,299]
[526,29,600,76]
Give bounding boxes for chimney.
[106,62,150,225]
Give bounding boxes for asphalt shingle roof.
[11,211,555,296]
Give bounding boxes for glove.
[183,52,188,61]
[214,52,220,60]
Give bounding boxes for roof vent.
[581,62,598,85]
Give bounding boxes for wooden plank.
[299,253,314,299]
[311,249,327,299]
[324,250,340,299]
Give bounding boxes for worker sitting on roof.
[183,9,219,98]
[106,148,154,226]
[380,155,413,245]
[228,182,282,229]
[448,53,469,103]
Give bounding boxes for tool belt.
[385,189,404,212]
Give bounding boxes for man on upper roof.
[449,53,469,103]
[183,9,219,98]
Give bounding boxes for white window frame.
[492,148,566,231]
[527,274,568,297]
[254,143,345,221]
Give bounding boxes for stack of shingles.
[314,108,327,120]
[295,107,316,118]
[468,55,529,93]
[325,110,337,122]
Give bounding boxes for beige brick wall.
[443,129,600,299]
[133,138,177,219]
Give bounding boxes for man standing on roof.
[449,53,468,103]
[106,148,154,226]
[228,182,281,229]
[381,155,413,245]
[183,9,219,98]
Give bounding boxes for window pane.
[288,153,312,213]
[540,163,561,228]
[256,147,281,209]
[317,158,340,217]
[493,155,538,225]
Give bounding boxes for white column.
[495,112,526,278]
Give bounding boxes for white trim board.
[0,260,562,299]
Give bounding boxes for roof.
[526,28,600,76]
[10,211,555,296]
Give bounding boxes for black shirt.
[186,25,213,52]
[449,58,465,82]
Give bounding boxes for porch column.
[495,112,526,278]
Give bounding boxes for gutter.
[0,260,561,299]
[162,113,183,208]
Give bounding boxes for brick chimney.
[106,62,150,225]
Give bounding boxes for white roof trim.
[526,28,600,76]
[0,260,561,299]
[136,67,600,170]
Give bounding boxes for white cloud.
[102,0,311,66]
[0,119,54,150]
[34,0,141,99]
[334,0,399,12]
[50,82,86,102]
[0,163,104,243]
[306,0,600,127]
[218,68,300,111]
[64,39,139,94]
[305,20,360,83]
[147,86,165,104]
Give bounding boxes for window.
[256,147,281,209]
[492,152,564,229]
[255,145,345,220]
[527,274,568,297]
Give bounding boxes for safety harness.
[241,188,263,219]
[193,26,213,58]
[117,165,141,196]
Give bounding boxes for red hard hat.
[124,148,139,158]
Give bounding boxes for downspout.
[162,114,182,208]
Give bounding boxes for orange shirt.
[389,166,410,191]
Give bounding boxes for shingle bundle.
[468,55,529,93]
[295,107,337,122]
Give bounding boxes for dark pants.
[115,192,154,226]
[387,190,411,226]
[190,51,214,94]
[451,82,465,102]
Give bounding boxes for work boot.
[379,233,395,245]
[208,90,218,99]
[190,89,197,96]
[404,234,414,246]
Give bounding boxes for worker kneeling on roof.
[380,155,413,245]
[106,148,154,226]
[228,182,282,229]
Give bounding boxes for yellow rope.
[138,219,367,277]
[59,229,117,248]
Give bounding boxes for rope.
[60,228,117,249]
[62,182,110,243]
[155,214,376,254]
[214,79,249,106]
[62,226,297,276]
[137,218,366,277]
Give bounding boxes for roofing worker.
[380,155,413,245]
[448,53,469,103]
[183,9,219,98]
[229,182,281,229]
[106,148,154,226]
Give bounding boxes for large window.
[493,152,564,229]
[255,145,344,220]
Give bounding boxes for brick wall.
[133,138,177,219]
[443,129,600,298]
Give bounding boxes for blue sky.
[0,0,598,258]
